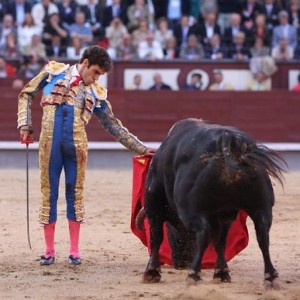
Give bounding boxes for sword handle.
[20,128,34,145]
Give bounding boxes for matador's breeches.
[38,104,88,224]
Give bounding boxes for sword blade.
[26,143,32,250]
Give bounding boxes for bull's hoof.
[143,269,161,283]
[264,272,280,290]
[186,271,201,286]
[213,268,231,283]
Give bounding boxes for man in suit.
[184,73,203,90]
[5,0,32,26]
[80,0,105,40]
[272,10,297,49]
[173,15,198,52]
[204,33,228,59]
[197,12,221,46]
[241,0,264,26]
[45,34,67,58]
[261,0,282,30]
[227,30,251,61]
[223,13,248,47]
[103,0,128,28]
[149,72,172,90]
[152,0,190,28]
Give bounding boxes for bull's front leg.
[143,219,164,283]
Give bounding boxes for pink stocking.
[68,220,80,258]
[43,222,56,257]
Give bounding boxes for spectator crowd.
[0,0,299,79]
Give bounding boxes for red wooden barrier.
[2,88,300,143]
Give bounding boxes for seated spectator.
[5,0,32,26]
[293,42,300,59]
[131,20,151,47]
[247,71,271,90]
[197,12,221,46]
[154,17,174,52]
[209,69,235,90]
[291,73,300,91]
[0,14,17,50]
[223,13,248,47]
[57,0,78,28]
[287,0,300,29]
[69,11,93,47]
[272,10,297,49]
[204,33,228,59]
[127,0,154,32]
[271,38,294,60]
[248,14,272,47]
[79,0,105,41]
[106,17,128,53]
[149,72,172,90]
[164,0,191,30]
[217,0,244,34]
[31,0,59,32]
[66,36,86,59]
[250,37,270,57]
[261,0,281,31]
[0,31,20,58]
[17,54,43,78]
[45,35,67,59]
[22,34,46,61]
[179,34,204,60]
[163,36,179,59]
[184,73,203,90]
[103,0,128,29]
[17,13,42,52]
[42,12,69,47]
[137,32,164,60]
[241,0,264,28]
[127,73,143,90]
[228,31,251,61]
[116,33,137,60]
[173,15,198,52]
[0,55,16,77]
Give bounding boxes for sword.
[21,129,34,250]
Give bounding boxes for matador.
[17,46,155,266]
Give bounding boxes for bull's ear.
[241,143,248,153]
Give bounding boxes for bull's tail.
[218,131,286,186]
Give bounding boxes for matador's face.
[79,59,106,85]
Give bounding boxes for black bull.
[142,118,286,288]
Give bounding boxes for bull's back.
[153,119,273,214]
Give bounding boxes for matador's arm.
[94,99,147,155]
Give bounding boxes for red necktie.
[71,76,82,87]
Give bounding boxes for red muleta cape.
[131,156,249,269]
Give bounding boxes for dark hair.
[80,46,112,72]
[298,73,300,82]
[192,73,202,79]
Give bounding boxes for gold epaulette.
[91,81,108,100]
[45,60,70,76]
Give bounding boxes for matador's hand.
[20,126,34,144]
[143,147,156,157]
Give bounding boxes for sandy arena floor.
[0,168,299,300]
